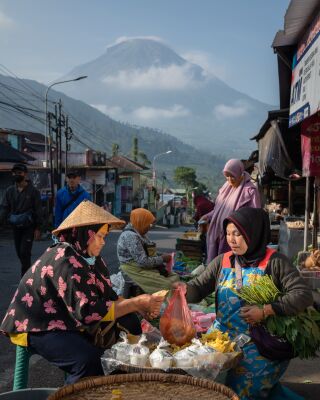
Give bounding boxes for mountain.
[0,73,225,190]
[60,38,273,156]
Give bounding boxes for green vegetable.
[234,275,320,359]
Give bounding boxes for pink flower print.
[44,299,57,314]
[21,293,33,308]
[76,291,88,307]
[69,256,83,269]
[90,291,96,297]
[75,241,81,251]
[85,313,101,324]
[48,320,67,330]
[87,230,95,245]
[40,286,47,296]
[67,306,74,313]
[90,301,96,306]
[41,265,54,279]
[87,272,96,285]
[58,277,67,298]
[11,289,18,304]
[31,328,41,332]
[26,278,33,286]
[31,259,41,273]
[55,247,65,260]
[8,309,15,317]
[71,274,81,283]
[75,320,82,328]
[100,274,112,286]
[106,300,113,308]
[96,279,104,293]
[15,319,28,332]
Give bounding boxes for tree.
[112,143,120,156]
[173,166,197,189]
[132,136,138,161]
[130,136,151,166]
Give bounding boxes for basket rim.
[48,373,239,400]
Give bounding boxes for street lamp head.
[74,75,88,81]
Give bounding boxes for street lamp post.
[44,75,87,217]
[44,75,87,167]
[152,150,172,187]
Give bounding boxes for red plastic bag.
[159,285,196,346]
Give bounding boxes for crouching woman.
[0,201,166,384]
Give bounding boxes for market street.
[0,226,319,398]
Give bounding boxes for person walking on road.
[54,169,91,228]
[0,163,42,276]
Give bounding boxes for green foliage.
[174,166,197,188]
[235,275,320,359]
[112,143,120,156]
[132,136,138,161]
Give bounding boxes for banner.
[289,12,320,127]
[301,113,320,176]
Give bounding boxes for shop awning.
[272,0,320,48]
[257,120,296,181]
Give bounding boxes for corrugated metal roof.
[272,0,320,48]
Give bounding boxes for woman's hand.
[240,305,264,325]
[135,293,165,319]
[172,281,187,291]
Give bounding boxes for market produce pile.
[302,249,320,271]
[235,275,320,359]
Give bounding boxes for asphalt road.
[0,226,319,398]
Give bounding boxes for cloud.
[91,103,189,121]
[102,64,197,90]
[132,104,190,120]
[213,100,251,120]
[182,50,227,80]
[0,10,13,29]
[91,104,123,119]
[110,36,164,47]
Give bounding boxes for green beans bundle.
[234,275,320,359]
[235,275,280,304]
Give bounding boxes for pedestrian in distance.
[0,163,42,276]
[1,200,166,384]
[200,159,261,264]
[54,169,91,228]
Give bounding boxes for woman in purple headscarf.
[201,159,261,263]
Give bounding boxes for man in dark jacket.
[0,163,42,276]
[54,169,91,228]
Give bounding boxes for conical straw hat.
[52,200,125,235]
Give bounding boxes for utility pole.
[64,116,73,178]
[54,99,65,190]
[48,112,55,217]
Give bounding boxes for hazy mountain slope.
[60,38,273,155]
[0,73,225,189]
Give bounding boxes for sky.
[0,0,290,105]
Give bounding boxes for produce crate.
[297,264,320,290]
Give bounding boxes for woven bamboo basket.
[48,373,239,400]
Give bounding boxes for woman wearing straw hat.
[0,201,166,384]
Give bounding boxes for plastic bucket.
[0,388,56,399]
